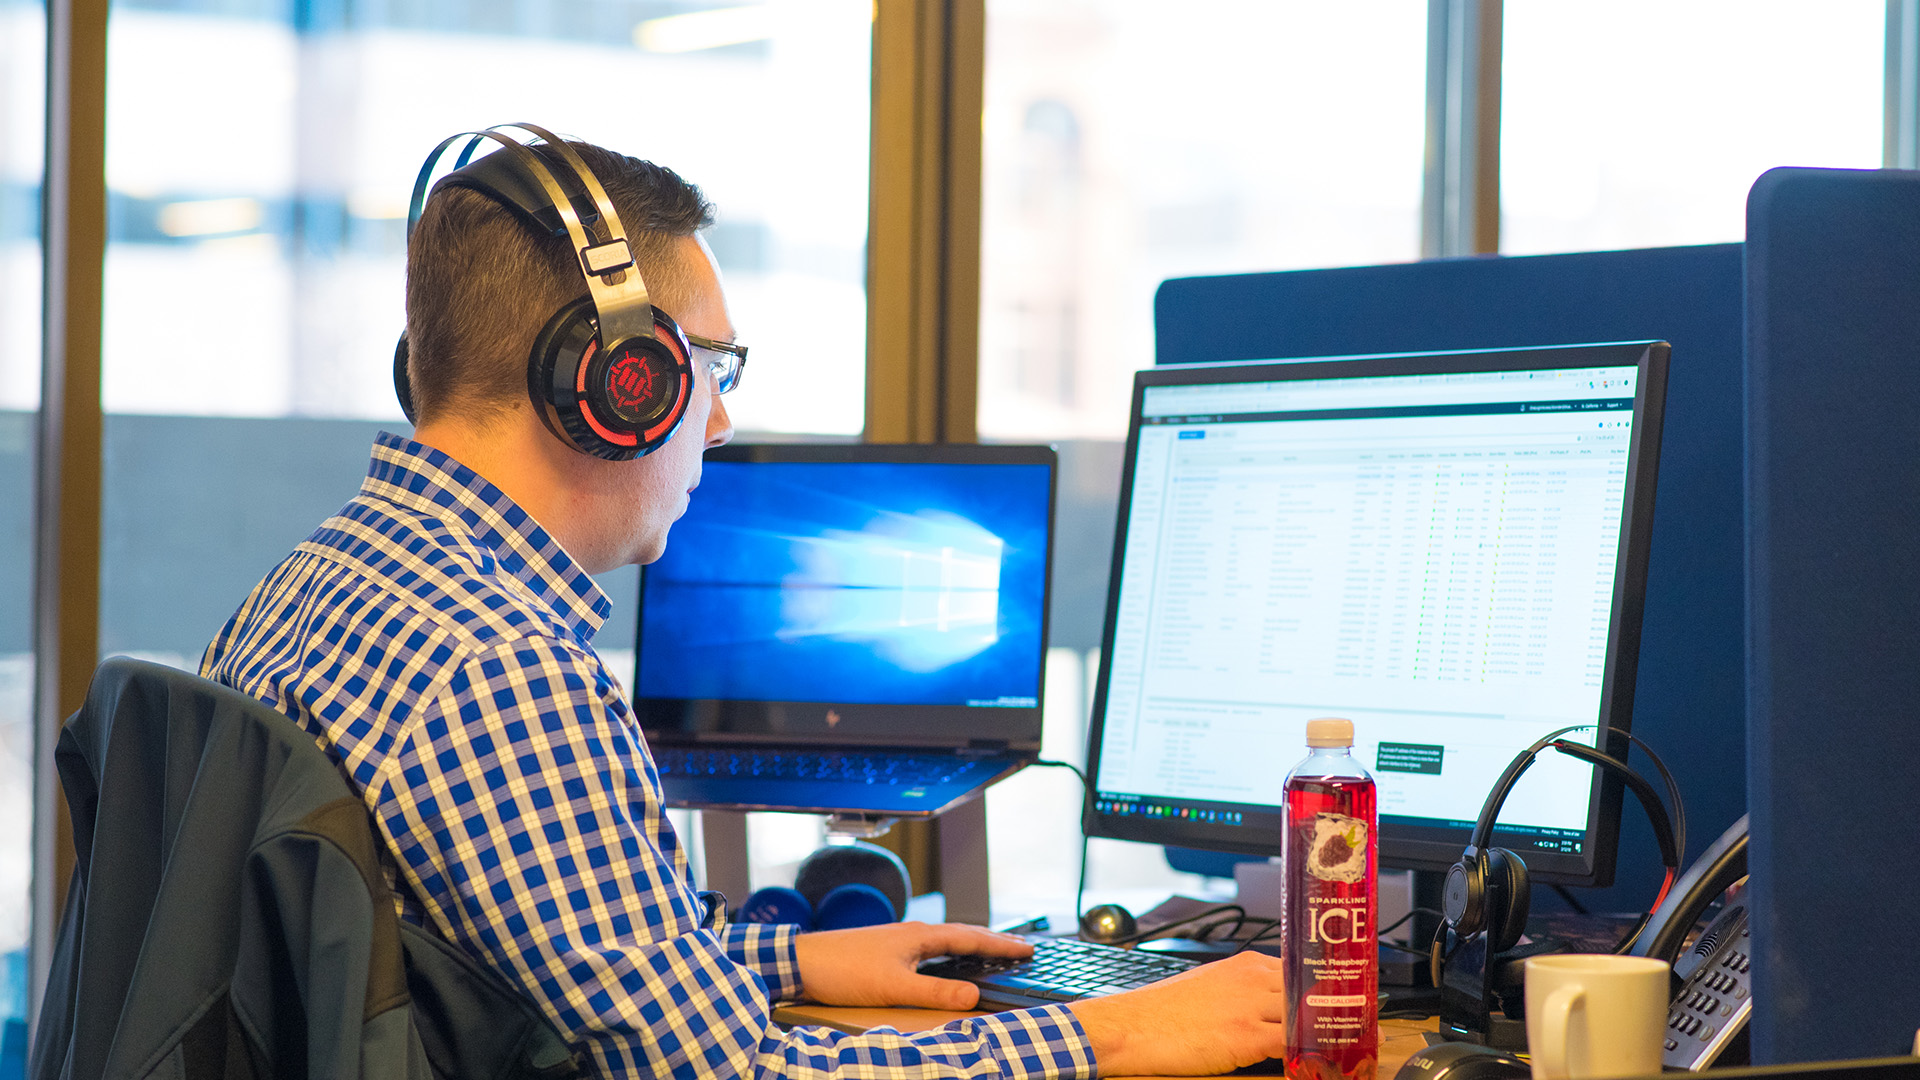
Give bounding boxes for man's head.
[403,140,715,430]
[404,136,736,571]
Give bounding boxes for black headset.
[393,123,694,461]
[1440,724,1686,959]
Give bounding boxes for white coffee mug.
[1524,953,1671,1080]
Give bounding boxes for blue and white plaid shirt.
[203,432,1097,1080]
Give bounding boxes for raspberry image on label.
[1308,813,1369,884]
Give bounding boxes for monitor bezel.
[633,440,1059,753]
[1080,340,1670,887]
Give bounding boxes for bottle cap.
[1305,717,1355,748]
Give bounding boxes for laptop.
[632,442,1056,817]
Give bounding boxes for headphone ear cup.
[738,886,814,931]
[793,841,912,922]
[393,333,416,424]
[1481,847,1532,953]
[1442,854,1485,940]
[528,297,693,461]
[813,884,898,930]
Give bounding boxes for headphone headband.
[407,124,655,350]
[1439,723,1687,970]
[1465,724,1686,865]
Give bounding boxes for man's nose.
[706,392,734,448]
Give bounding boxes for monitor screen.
[1082,341,1669,886]
[634,442,1056,749]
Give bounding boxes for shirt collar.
[362,431,612,641]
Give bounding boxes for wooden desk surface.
[772,1003,1438,1080]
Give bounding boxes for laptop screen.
[633,443,1056,750]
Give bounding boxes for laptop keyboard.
[652,747,993,786]
[918,935,1199,1010]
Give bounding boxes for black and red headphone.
[393,122,694,461]
[1438,724,1686,965]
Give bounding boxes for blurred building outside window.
[98,0,871,433]
[88,0,873,904]
[1500,0,1885,254]
[13,0,1897,945]
[975,0,1428,916]
[0,0,43,1047]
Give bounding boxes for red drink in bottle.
[1282,717,1378,1080]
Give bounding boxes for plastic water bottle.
[1282,717,1379,1080]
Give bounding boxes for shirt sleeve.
[762,1006,1096,1080]
[367,634,1098,1080]
[724,922,803,1001]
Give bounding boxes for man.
[203,134,1289,1079]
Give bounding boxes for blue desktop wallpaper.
[638,461,1052,706]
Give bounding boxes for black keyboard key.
[920,935,1200,1006]
[653,747,985,786]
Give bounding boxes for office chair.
[30,657,579,1080]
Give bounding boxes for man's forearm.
[753,1004,1096,1080]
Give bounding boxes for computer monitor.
[1082,341,1669,886]
[632,442,1055,766]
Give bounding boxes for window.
[102,0,871,431]
[0,0,41,1037]
[1501,0,1885,254]
[95,0,874,894]
[977,0,1428,444]
[97,0,874,661]
[976,0,1428,909]
[40,0,1908,930]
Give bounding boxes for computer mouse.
[1393,1040,1530,1080]
[1079,903,1138,943]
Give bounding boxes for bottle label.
[1304,894,1371,946]
[1306,812,1369,884]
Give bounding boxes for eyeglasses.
[686,333,747,394]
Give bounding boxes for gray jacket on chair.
[30,656,582,1080]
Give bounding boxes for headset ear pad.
[1443,850,1488,940]
[1481,847,1531,953]
[393,332,417,424]
[528,296,694,461]
[793,841,912,922]
[1443,847,1532,954]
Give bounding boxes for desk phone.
[1663,902,1752,1069]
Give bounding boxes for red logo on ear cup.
[605,349,661,416]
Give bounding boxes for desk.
[772,1004,1439,1080]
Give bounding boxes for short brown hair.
[403,140,714,427]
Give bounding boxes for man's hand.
[793,922,1034,1010]
[1068,951,1290,1076]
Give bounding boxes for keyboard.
[652,747,995,787]
[918,935,1200,1010]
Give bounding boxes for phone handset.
[1630,813,1750,1069]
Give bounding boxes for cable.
[1219,906,1447,957]
[1226,917,1284,953]
[1033,758,1088,786]
[1377,906,1444,940]
[1030,759,1243,947]
[1550,884,1591,915]
[1027,758,1441,964]
[1102,904,1250,947]
[1031,759,1091,926]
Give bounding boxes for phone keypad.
[1662,911,1753,1070]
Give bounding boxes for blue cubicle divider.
[1745,167,1920,1064]
[1153,244,1746,918]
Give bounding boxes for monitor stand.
[700,798,992,926]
